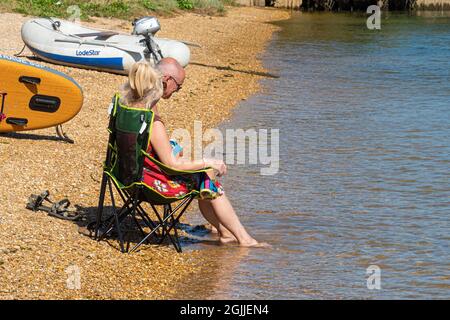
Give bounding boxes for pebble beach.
[0,7,289,299]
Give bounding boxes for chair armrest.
[142,151,214,177]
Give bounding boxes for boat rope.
[0,45,28,56]
[14,44,27,57]
[48,17,61,31]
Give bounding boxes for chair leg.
[129,196,194,253]
[129,204,178,253]
[167,203,182,253]
[98,199,131,239]
[97,179,135,251]
[131,214,147,239]
[126,189,160,238]
[157,205,179,247]
[162,205,169,239]
[172,217,182,253]
[157,197,194,252]
[98,183,156,253]
[127,188,142,253]
[135,209,158,243]
[164,197,194,236]
[94,173,109,239]
[129,221,163,253]
[150,204,167,240]
[136,203,158,229]
[162,197,195,253]
[109,178,126,253]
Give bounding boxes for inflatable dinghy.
[0,54,83,133]
[21,17,191,75]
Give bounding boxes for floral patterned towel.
[142,141,224,200]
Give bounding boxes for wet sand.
[0,7,289,299]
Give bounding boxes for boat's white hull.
[21,18,190,75]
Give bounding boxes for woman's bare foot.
[239,239,272,248]
[252,242,272,248]
[210,225,219,234]
[219,236,237,245]
[205,224,219,234]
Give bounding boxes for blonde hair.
[120,61,163,109]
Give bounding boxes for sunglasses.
[169,76,182,92]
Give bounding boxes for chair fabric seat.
[95,93,220,252]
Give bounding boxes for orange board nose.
[0,55,83,133]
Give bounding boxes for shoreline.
[0,7,290,299]
[238,0,450,10]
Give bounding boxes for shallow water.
[182,11,450,299]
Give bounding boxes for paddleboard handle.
[19,76,41,85]
[6,117,28,126]
[29,95,61,113]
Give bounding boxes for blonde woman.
[119,60,163,109]
[121,59,262,247]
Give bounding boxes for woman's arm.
[151,121,226,174]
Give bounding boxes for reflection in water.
[173,238,251,299]
[178,12,450,299]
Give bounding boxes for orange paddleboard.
[0,54,83,133]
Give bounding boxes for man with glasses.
[156,57,184,99]
[151,56,263,247]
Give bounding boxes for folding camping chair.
[94,94,211,253]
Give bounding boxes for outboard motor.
[132,17,163,63]
[132,16,161,36]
